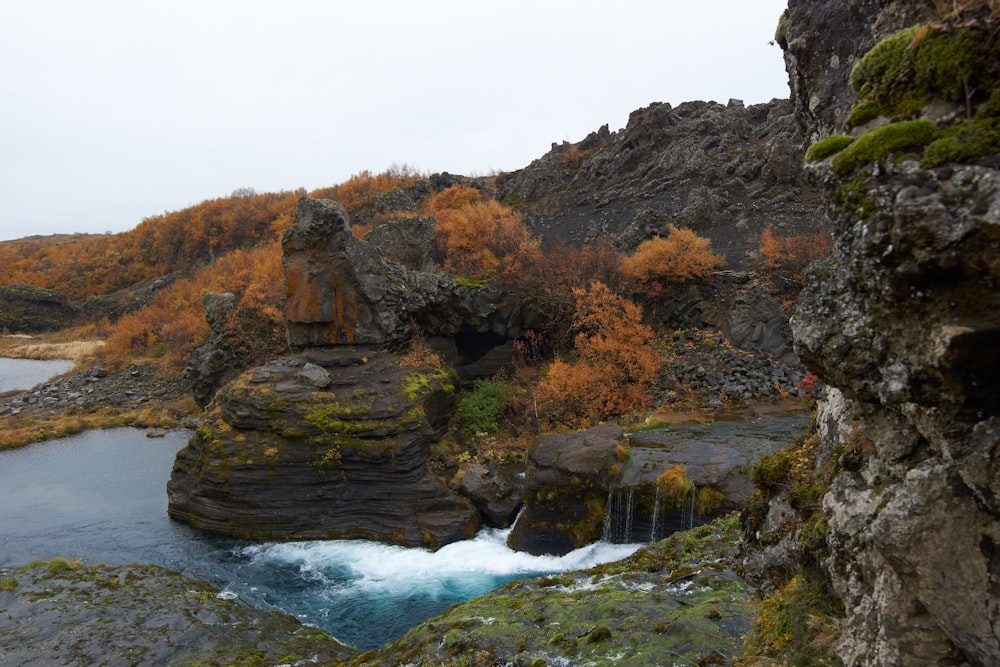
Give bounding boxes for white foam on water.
[239,526,641,600]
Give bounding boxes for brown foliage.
[757,225,832,286]
[101,241,286,375]
[620,226,725,298]
[309,165,423,215]
[421,185,541,279]
[506,237,622,352]
[537,282,660,426]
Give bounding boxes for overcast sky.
[0,1,790,242]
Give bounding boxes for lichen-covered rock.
[0,559,355,665]
[168,347,480,549]
[281,197,519,350]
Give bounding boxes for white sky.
[0,1,790,242]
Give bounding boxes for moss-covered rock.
[830,119,938,175]
[805,135,855,163]
[0,559,355,665]
[168,347,479,547]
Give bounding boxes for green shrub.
[805,135,855,162]
[457,378,514,439]
[831,119,938,175]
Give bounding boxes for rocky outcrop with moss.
[167,347,480,548]
[768,2,1000,665]
[282,197,519,350]
[510,414,809,556]
[0,283,79,333]
[0,558,355,665]
[354,516,752,667]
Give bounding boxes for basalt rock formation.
[168,347,480,548]
[509,414,808,556]
[768,1,1000,664]
[496,98,822,266]
[282,197,519,351]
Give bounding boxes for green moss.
[845,100,881,129]
[831,119,938,175]
[741,573,843,666]
[849,24,999,120]
[752,449,793,492]
[401,368,457,402]
[774,10,790,50]
[0,576,18,591]
[457,377,514,439]
[805,135,855,162]
[921,116,1000,167]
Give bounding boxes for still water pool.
[0,428,640,648]
[0,357,74,392]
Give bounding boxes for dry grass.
[0,395,199,451]
[0,335,105,362]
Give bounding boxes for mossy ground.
[0,558,355,666]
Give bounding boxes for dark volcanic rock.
[282,197,520,350]
[0,283,79,333]
[497,98,822,267]
[167,347,480,548]
[457,463,523,527]
[508,425,624,555]
[183,291,240,408]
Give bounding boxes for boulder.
[508,425,624,555]
[168,348,480,549]
[457,463,523,528]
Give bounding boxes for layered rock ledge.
[167,347,479,548]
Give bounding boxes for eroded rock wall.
[782,1,1000,664]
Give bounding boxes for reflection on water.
[0,357,75,392]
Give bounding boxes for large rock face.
[782,2,1000,664]
[282,197,518,350]
[0,284,78,333]
[496,98,822,266]
[168,348,480,548]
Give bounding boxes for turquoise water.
[0,428,640,649]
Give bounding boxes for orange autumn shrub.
[620,225,724,298]
[421,185,541,279]
[537,282,660,426]
[101,241,286,375]
[758,225,832,286]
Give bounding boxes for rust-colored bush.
[620,226,724,298]
[537,282,659,426]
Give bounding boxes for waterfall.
[681,492,696,531]
[623,487,635,543]
[649,484,661,542]
[601,487,616,542]
[602,486,639,543]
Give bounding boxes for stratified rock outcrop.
[282,197,518,350]
[777,2,1000,664]
[168,348,480,548]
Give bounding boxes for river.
[0,427,640,649]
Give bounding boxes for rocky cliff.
[497,98,821,266]
[772,1,1000,664]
